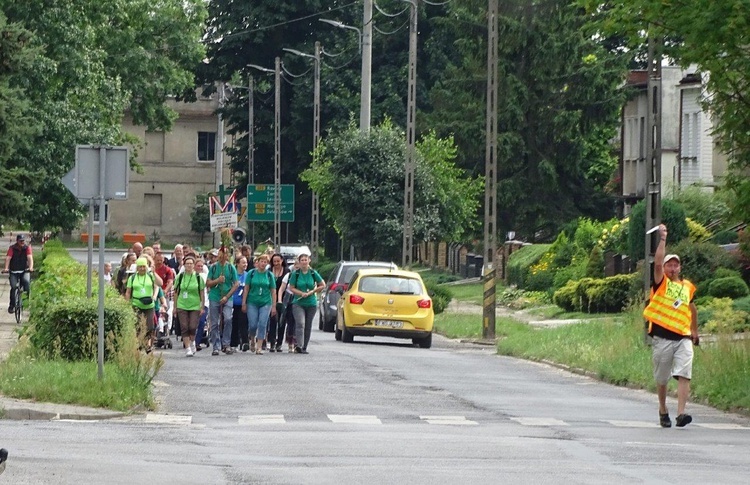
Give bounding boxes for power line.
[373,1,409,18]
[374,19,409,36]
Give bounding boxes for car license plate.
[374,320,403,328]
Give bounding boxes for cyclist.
[3,234,33,314]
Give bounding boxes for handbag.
[138,296,154,306]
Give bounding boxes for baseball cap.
[16,234,25,241]
[664,254,680,264]
[136,257,149,267]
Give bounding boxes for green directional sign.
[247,184,295,222]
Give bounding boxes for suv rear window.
[358,276,422,295]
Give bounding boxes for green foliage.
[190,193,210,244]
[597,217,629,254]
[670,239,737,285]
[586,245,605,278]
[553,280,578,312]
[426,283,452,315]
[708,277,750,300]
[627,199,689,260]
[672,185,731,226]
[713,230,739,245]
[302,121,482,261]
[506,244,551,288]
[686,218,712,242]
[702,298,750,334]
[552,273,640,313]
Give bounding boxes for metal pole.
[87,199,94,298]
[644,34,663,298]
[483,0,499,340]
[97,147,106,380]
[361,0,373,132]
[274,57,282,250]
[312,42,322,262]
[216,83,225,192]
[402,1,418,268]
[248,76,256,250]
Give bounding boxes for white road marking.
[604,420,660,428]
[238,414,286,425]
[144,413,192,425]
[327,415,382,425]
[695,423,750,430]
[420,415,478,425]
[511,417,569,427]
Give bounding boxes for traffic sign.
[62,146,129,201]
[247,184,295,222]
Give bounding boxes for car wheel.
[323,316,336,333]
[335,326,342,341]
[342,323,354,343]
[414,333,432,349]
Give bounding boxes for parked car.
[335,268,433,348]
[279,244,311,266]
[319,260,397,332]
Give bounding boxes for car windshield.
[358,276,422,295]
[340,264,393,284]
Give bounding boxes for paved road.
[2,318,750,484]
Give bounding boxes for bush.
[427,283,452,315]
[553,280,579,312]
[28,297,137,361]
[686,218,712,242]
[552,273,640,313]
[627,199,689,260]
[713,229,739,245]
[702,298,750,333]
[586,245,605,278]
[708,277,750,299]
[670,239,738,284]
[506,244,550,288]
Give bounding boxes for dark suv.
[319,260,397,332]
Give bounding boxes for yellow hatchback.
[335,268,434,348]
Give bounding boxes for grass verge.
[436,307,750,413]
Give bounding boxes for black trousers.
[231,305,248,348]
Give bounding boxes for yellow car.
[335,268,434,348]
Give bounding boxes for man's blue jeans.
[9,271,30,309]
[209,300,233,350]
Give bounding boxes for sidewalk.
[0,277,125,421]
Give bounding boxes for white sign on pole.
[72,145,129,200]
[210,212,238,232]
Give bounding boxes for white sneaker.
[186,347,194,357]
[190,342,196,354]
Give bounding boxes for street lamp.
[319,17,370,133]
[248,59,282,250]
[283,44,323,262]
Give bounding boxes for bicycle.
[5,269,30,324]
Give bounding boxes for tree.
[579,0,750,220]
[0,0,207,232]
[627,199,689,261]
[190,194,211,246]
[424,0,627,240]
[302,121,482,261]
[0,12,41,229]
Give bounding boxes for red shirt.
[7,243,32,271]
[154,264,175,290]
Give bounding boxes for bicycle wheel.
[14,292,22,324]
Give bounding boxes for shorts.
[177,309,200,338]
[652,336,693,384]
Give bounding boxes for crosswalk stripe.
[144,413,192,425]
[327,414,382,425]
[420,416,478,425]
[695,423,750,430]
[511,417,569,427]
[604,420,660,428]
[238,415,286,425]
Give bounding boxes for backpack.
[175,272,204,294]
[289,269,321,290]
[127,272,155,288]
[246,269,273,292]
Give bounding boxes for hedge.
[427,283,452,315]
[552,273,641,313]
[708,277,750,299]
[506,244,550,289]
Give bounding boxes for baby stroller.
[154,308,173,349]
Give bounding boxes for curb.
[0,398,127,422]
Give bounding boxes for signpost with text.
[247,184,295,222]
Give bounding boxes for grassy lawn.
[522,305,617,321]
[434,312,517,339]
[440,281,508,305]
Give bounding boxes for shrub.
[713,229,739,245]
[572,218,603,256]
[586,245,605,278]
[703,298,750,333]
[708,277,750,299]
[671,239,738,284]
[686,218,712,242]
[553,280,579,312]
[507,244,550,288]
[627,199,689,260]
[714,268,743,279]
[28,296,137,361]
[426,283,451,315]
[598,217,629,254]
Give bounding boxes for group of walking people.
[114,241,325,357]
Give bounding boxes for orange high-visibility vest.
[643,276,695,336]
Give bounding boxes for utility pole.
[248,75,255,250]
[644,33,663,298]
[402,0,418,268]
[274,56,282,250]
[216,83,225,193]
[361,0,373,132]
[483,0,498,340]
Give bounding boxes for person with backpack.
[268,253,289,352]
[288,253,325,354]
[125,257,159,352]
[206,247,239,356]
[241,253,276,355]
[174,254,205,357]
[231,256,249,351]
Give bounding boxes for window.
[198,131,216,162]
[143,194,163,226]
